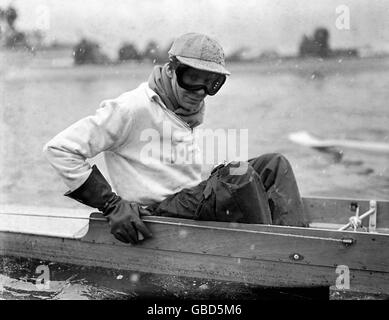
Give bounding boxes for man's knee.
[249,153,291,171]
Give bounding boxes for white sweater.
[43,82,203,205]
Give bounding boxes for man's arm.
[43,99,133,192]
[43,99,152,244]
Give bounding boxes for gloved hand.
[65,165,152,244]
[104,198,153,244]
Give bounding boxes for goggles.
[175,64,226,96]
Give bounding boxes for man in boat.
[44,33,308,245]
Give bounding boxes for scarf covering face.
[148,64,205,129]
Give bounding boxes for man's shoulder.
[105,82,155,111]
[100,83,153,112]
[117,83,154,103]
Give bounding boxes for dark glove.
[65,165,152,244]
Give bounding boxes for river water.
[1,50,389,299]
[1,50,389,208]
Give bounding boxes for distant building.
[299,28,330,58]
[299,27,359,59]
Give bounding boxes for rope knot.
[349,216,362,230]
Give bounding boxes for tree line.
[0,5,30,49]
[73,38,172,65]
[1,6,359,64]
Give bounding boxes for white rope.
[146,219,354,244]
[0,212,354,244]
[349,216,362,231]
[338,207,375,231]
[0,211,106,221]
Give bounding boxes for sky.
[1,0,388,57]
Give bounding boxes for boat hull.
[1,210,389,295]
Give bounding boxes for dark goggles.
[175,65,226,96]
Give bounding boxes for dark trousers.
[148,153,309,227]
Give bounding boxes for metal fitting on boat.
[290,253,304,261]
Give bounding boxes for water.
[1,50,389,299]
[1,50,388,208]
[1,256,336,300]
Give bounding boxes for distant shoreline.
[1,44,389,65]
[1,53,389,84]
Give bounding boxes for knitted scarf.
[148,64,205,128]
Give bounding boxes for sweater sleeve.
[43,98,134,192]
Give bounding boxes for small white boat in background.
[289,131,389,154]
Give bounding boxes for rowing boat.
[0,196,388,295]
